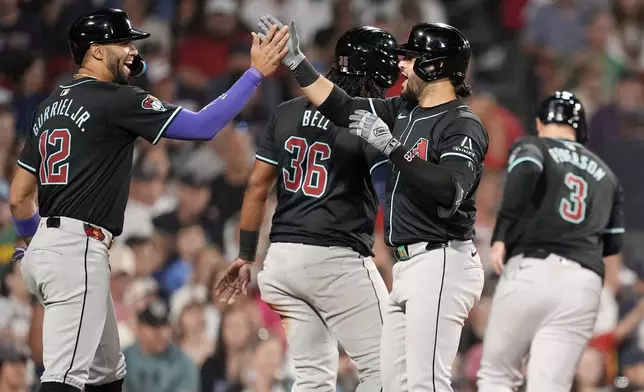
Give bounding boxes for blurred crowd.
[0,0,644,391]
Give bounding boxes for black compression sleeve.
[238,230,259,262]
[603,234,623,256]
[491,163,541,244]
[317,85,356,128]
[292,59,320,87]
[389,146,456,207]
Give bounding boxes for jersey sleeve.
[435,118,489,216]
[17,112,41,176]
[255,112,278,166]
[318,85,403,128]
[506,137,545,173]
[110,86,182,145]
[602,183,625,256]
[490,137,545,243]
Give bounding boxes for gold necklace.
[73,73,97,80]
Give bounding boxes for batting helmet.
[394,23,470,83]
[538,91,588,144]
[68,8,150,77]
[335,26,399,88]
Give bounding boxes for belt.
[394,241,448,262]
[46,216,114,249]
[523,249,551,259]
[522,249,582,268]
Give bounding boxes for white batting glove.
[348,110,401,156]
[257,14,305,70]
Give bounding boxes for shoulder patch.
[141,94,167,112]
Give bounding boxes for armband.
[238,230,260,262]
[13,211,40,238]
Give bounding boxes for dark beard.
[401,88,418,105]
[110,55,130,85]
[400,75,426,105]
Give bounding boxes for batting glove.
[349,110,401,156]
[257,14,305,70]
[12,246,26,263]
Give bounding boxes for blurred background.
[0,0,643,391]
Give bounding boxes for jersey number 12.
[559,172,588,224]
[283,136,331,198]
[39,128,71,185]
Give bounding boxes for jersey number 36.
[559,172,588,224]
[283,136,331,198]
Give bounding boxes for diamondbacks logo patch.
[411,138,429,160]
[141,94,166,112]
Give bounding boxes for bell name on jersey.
[301,109,331,131]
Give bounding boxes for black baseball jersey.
[493,136,624,277]
[256,97,387,256]
[17,77,182,236]
[320,96,488,246]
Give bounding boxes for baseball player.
[214,26,398,392]
[257,16,489,392]
[7,8,288,392]
[476,91,625,392]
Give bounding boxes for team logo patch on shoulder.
[141,94,166,112]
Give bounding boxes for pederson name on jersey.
[547,146,606,182]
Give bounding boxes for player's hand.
[490,241,506,275]
[12,246,26,263]
[250,23,290,77]
[214,258,252,305]
[257,14,305,70]
[348,109,401,156]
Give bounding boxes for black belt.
[393,242,448,262]
[46,217,113,248]
[522,249,551,259]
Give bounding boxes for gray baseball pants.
[20,217,125,390]
[257,242,389,392]
[477,253,602,392]
[381,240,485,392]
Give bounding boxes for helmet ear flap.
[412,55,432,82]
[130,54,147,78]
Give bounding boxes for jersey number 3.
[559,173,588,224]
[38,128,71,185]
[283,136,331,198]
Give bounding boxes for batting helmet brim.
[86,28,151,46]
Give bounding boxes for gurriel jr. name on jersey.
[32,97,92,136]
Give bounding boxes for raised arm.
[257,15,399,128]
[167,26,289,140]
[113,25,289,144]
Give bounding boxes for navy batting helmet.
[68,8,150,77]
[538,91,588,144]
[394,23,470,83]
[335,26,399,88]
